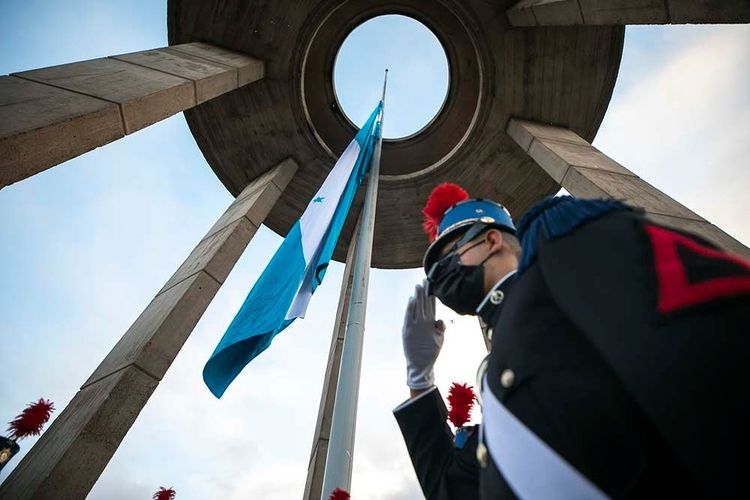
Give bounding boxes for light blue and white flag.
[204,102,382,398]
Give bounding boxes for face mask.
[428,242,494,315]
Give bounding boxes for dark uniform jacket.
[394,209,750,499]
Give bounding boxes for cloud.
[595,24,750,247]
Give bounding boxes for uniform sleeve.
[535,211,750,498]
[393,387,480,500]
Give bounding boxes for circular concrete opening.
[301,1,483,177]
[175,0,625,267]
[333,15,449,140]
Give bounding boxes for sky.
[334,16,449,139]
[1,2,749,499]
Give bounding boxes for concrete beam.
[507,119,750,260]
[303,216,360,500]
[0,42,264,189]
[0,158,298,500]
[506,0,750,26]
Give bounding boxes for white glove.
[402,280,446,389]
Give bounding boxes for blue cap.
[423,198,516,272]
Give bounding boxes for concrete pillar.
[507,118,750,260]
[0,42,264,189]
[303,217,360,500]
[0,158,298,500]
[506,0,750,27]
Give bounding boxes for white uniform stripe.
[482,378,610,500]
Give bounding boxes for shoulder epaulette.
[517,196,634,273]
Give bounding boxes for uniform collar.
[476,270,517,324]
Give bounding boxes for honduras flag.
[204,102,383,398]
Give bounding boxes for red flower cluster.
[329,487,350,500]
[153,487,176,500]
[7,398,54,440]
[422,183,469,241]
[447,382,476,428]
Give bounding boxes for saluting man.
[394,183,750,499]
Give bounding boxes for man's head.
[421,183,520,315]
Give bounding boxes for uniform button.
[476,443,489,468]
[500,369,515,388]
[490,290,504,305]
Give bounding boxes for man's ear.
[485,228,504,253]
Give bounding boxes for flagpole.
[321,69,388,498]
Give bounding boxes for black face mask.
[428,241,494,315]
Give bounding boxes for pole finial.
[381,69,388,102]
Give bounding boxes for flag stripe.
[203,222,305,397]
[298,139,361,264]
[287,120,378,319]
[203,102,382,398]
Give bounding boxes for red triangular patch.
[645,224,750,313]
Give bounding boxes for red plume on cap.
[447,383,476,428]
[422,183,469,242]
[153,487,176,500]
[329,488,350,500]
[7,399,54,440]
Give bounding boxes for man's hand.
[402,280,446,391]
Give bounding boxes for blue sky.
[334,16,449,138]
[1,2,749,499]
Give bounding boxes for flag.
[203,102,383,398]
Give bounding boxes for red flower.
[447,383,475,428]
[153,487,176,500]
[7,399,54,440]
[329,487,350,500]
[422,183,469,241]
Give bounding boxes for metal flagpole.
[320,69,388,499]
[302,215,360,500]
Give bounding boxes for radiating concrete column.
[0,42,264,189]
[303,216,361,500]
[507,0,750,26]
[0,158,298,500]
[507,118,750,260]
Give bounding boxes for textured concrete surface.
[16,57,194,134]
[1,42,264,189]
[169,0,625,267]
[113,49,238,104]
[0,159,298,500]
[562,168,703,220]
[0,366,158,500]
[84,272,223,386]
[0,76,124,188]
[508,117,636,183]
[158,218,258,294]
[507,0,750,26]
[168,42,264,86]
[508,119,750,260]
